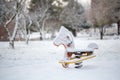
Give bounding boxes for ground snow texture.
[0,39,120,80]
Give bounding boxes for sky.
[78,0,91,8]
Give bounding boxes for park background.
[0,0,120,80]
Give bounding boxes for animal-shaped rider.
[53,26,82,68]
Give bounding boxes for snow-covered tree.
[59,0,86,36]
[0,0,32,48]
[25,0,61,40]
[88,0,120,39]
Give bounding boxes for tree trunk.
[9,13,19,48]
[100,27,104,40]
[26,29,30,44]
[72,29,77,37]
[9,39,14,48]
[26,16,32,44]
[40,32,43,40]
[117,20,120,35]
[4,14,16,40]
[38,22,43,40]
[23,18,30,45]
[23,18,27,44]
[41,16,48,40]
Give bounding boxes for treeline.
[0,0,120,48]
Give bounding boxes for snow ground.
[0,38,120,80]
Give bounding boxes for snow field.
[0,39,120,80]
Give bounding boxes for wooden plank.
[59,55,96,64]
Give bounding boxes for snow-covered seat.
[66,48,93,53]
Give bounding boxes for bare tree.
[88,0,120,39]
[60,0,85,36]
[0,0,26,48]
[26,0,54,40]
[18,13,32,44]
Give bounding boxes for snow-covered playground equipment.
[53,26,98,68]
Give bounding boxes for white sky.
[78,0,91,9]
[78,0,91,4]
